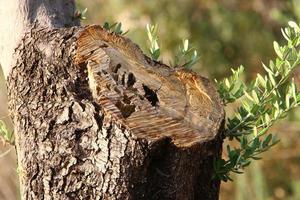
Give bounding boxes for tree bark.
[0,0,79,77]
[3,1,224,200]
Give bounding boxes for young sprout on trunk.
[146,24,161,60]
[103,22,128,35]
[172,39,199,69]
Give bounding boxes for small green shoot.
[172,39,199,69]
[103,22,128,35]
[146,24,161,60]
[75,8,88,20]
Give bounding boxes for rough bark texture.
[7,26,224,200]
[0,0,79,77]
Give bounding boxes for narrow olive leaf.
[146,24,161,60]
[268,72,276,86]
[273,41,283,59]
[81,8,88,20]
[262,62,274,75]
[224,78,230,88]
[291,80,298,102]
[288,21,300,32]
[75,8,88,20]
[264,113,270,125]
[103,22,110,30]
[244,91,254,102]
[281,28,291,42]
[183,39,189,52]
[253,126,258,137]
[257,74,266,87]
[115,23,122,34]
[251,90,260,104]
[262,134,273,147]
[285,93,291,108]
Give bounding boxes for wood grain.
[76,25,224,147]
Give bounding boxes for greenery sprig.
[146,24,161,60]
[103,22,128,35]
[146,24,199,68]
[75,8,88,20]
[172,39,199,69]
[214,21,300,181]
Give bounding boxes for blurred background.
[1,0,300,199]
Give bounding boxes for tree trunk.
[3,1,224,200]
[7,25,224,200]
[0,0,79,77]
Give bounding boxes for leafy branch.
[215,66,245,105]
[146,24,199,68]
[214,21,300,181]
[172,39,199,69]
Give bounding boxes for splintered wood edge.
[74,25,147,66]
[74,25,224,148]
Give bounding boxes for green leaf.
[183,39,189,52]
[103,22,110,30]
[286,92,291,108]
[81,8,88,16]
[241,136,248,148]
[262,134,272,148]
[264,113,270,125]
[115,23,122,34]
[268,72,276,87]
[253,126,258,137]
[273,41,283,59]
[251,90,260,104]
[281,28,290,42]
[146,24,160,61]
[224,78,230,88]
[262,62,274,75]
[288,21,300,32]
[152,49,160,60]
[257,74,266,87]
[244,91,254,102]
[251,137,260,149]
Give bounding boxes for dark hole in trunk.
[143,85,159,106]
[127,73,136,87]
[112,63,122,73]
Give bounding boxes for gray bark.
[0,0,79,77]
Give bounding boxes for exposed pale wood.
[76,25,223,147]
